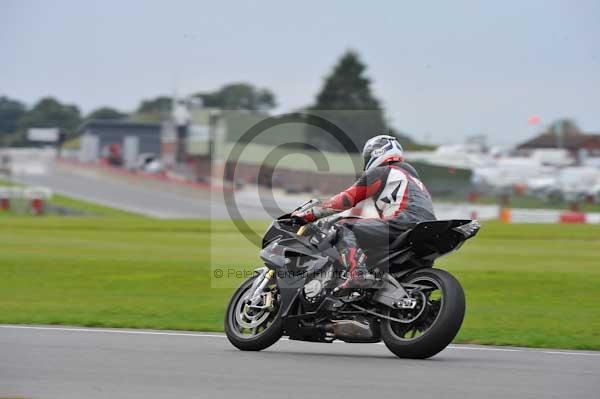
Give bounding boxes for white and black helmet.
[362,135,404,171]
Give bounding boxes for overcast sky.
[1,0,599,146]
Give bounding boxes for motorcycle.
[225,199,480,359]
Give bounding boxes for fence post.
[0,188,9,211]
[24,187,52,216]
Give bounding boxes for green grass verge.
[0,217,599,350]
[48,193,144,217]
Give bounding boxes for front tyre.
[225,273,283,351]
[381,268,465,359]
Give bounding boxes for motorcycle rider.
[292,135,436,290]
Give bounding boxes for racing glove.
[291,209,317,224]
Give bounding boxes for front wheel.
[225,273,283,351]
[381,268,465,359]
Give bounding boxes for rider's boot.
[334,247,376,292]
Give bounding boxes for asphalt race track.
[11,161,288,219]
[1,325,598,399]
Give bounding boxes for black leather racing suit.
[311,160,436,278]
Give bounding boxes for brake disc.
[235,293,271,329]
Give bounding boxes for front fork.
[246,267,275,309]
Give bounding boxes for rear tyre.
[225,274,283,351]
[381,268,465,359]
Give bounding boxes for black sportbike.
[225,199,480,359]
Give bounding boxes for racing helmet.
[362,135,404,171]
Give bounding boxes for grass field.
[1,212,599,350]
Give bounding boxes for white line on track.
[0,325,223,338]
[2,325,599,357]
[446,345,522,352]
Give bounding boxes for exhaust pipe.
[320,320,378,342]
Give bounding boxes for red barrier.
[0,197,9,211]
[559,211,586,224]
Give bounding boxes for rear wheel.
[225,274,283,351]
[381,268,465,359]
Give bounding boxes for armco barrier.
[506,208,599,224]
[587,213,600,224]
[509,209,560,224]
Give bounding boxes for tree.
[0,96,26,135]
[195,83,276,111]
[307,50,387,153]
[18,97,81,135]
[133,96,172,122]
[544,118,581,136]
[87,106,127,120]
[314,51,382,110]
